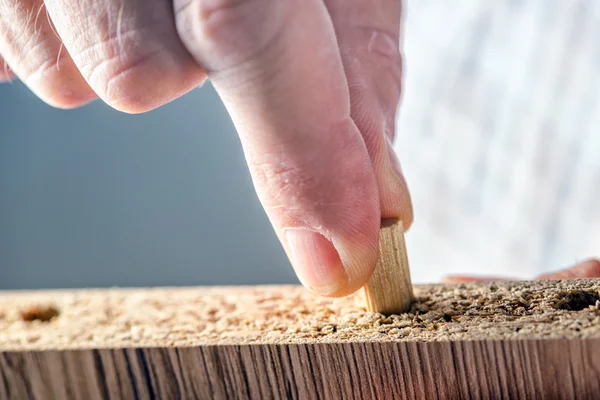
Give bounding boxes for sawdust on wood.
[0,279,598,350]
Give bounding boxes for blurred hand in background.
[445,259,600,283]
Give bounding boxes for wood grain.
[0,280,599,399]
[1,339,600,399]
[363,219,414,314]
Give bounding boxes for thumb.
[175,0,381,296]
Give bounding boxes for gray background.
[0,84,295,289]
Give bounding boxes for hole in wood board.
[20,305,60,322]
[555,291,600,311]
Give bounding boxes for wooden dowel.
[363,219,414,314]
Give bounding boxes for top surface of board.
[0,279,598,351]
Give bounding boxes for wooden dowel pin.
[363,219,414,314]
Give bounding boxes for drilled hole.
[20,305,60,322]
[555,291,600,311]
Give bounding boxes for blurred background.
[1,1,599,289]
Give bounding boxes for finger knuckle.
[0,4,93,108]
[346,26,402,91]
[175,0,287,72]
[21,53,94,109]
[363,27,401,64]
[367,27,402,92]
[71,29,165,113]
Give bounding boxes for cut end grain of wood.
[363,219,414,315]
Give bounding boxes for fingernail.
[285,229,348,295]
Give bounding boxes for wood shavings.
[0,279,598,351]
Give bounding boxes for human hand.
[0,0,412,296]
[444,259,600,283]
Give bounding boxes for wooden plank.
[1,340,600,399]
[0,279,598,399]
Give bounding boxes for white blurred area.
[396,1,600,283]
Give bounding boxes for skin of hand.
[444,259,600,283]
[0,0,412,296]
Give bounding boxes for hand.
[0,0,412,296]
[444,259,600,283]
